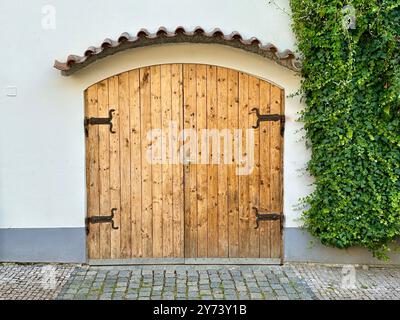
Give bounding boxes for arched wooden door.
[85,64,284,264]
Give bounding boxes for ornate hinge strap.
[84,109,116,137]
[251,107,285,136]
[252,207,283,230]
[86,208,118,234]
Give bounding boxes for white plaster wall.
[0,0,311,228]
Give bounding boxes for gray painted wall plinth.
[284,228,400,265]
[0,228,86,263]
[2,227,400,265]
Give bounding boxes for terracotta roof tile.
[54,26,301,75]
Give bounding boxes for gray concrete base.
[89,258,281,266]
[0,228,86,263]
[184,258,281,265]
[284,227,400,265]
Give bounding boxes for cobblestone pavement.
[57,265,316,300]
[1,263,400,300]
[292,263,400,300]
[0,264,75,300]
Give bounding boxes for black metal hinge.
[253,207,284,230]
[86,208,118,235]
[84,109,116,137]
[251,107,285,136]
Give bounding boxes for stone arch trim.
[54,26,301,76]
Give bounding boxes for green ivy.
[289,0,400,259]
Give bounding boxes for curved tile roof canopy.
[54,26,301,76]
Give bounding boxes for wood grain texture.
[171,64,185,258]
[119,72,132,259]
[270,84,283,259]
[206,65,219,257]
[248,76,260,258]
[108,76,121,259]
[238,72,250,258]
[128,70,142,258]
[161,64,173,258]
[140,67,153,257]
[259,80,272,258]
[86,85,100,259]
[196,65,208,257]
[183,64,198,258]
[227,69,239,257]
[217,67,229,257]
[150,65,163,258]
[97,80,111,259]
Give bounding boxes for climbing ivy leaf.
[289,0,400,260]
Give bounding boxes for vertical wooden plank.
[171,64,184,258]
[248,76,260,258]
[85,90,90,193]
[196,64,208,257]
[150,65,163,258]
[129,69,142,258]
[118,72,131,258]
[108,76,121,259]
[183,64,198,258]
[86,85,100,259]
[206,65,219,257]
[97,80,111,259]
[270,84,283,258]
[140,67,153,257]
[227,69,239,257]
[217,67,229,257]
[161,64,174,258]
[238,72,250,257]
[259,81,272,258]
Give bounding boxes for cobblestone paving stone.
[56,265,316,300]
[2,263,400,300]
[0,264,75,300]
[292,263,400,300]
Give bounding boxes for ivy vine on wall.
[288,0,400,259]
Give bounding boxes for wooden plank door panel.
[86,64,185,260]
[86,63,283,261]
[182,66,284,259]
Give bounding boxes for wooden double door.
[85,64,284,262]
